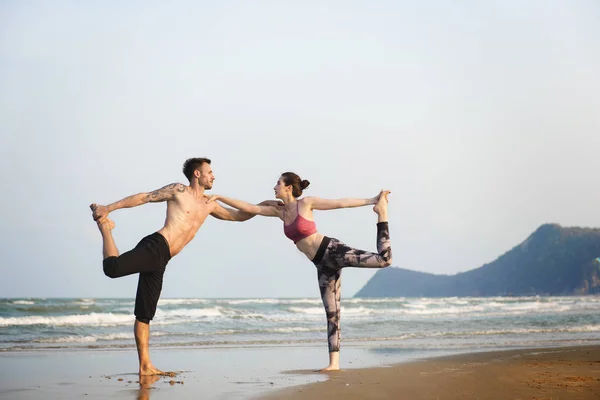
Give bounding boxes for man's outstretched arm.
[91,183,186,221]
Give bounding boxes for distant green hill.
[354,224,600,297]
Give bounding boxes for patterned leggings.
[312,222,392,352]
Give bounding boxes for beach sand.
[0,345,598,399]
[0,345,329,400]
[264,345,600,400]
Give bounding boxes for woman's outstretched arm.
[208,195,282,217]
[304,190,389,210]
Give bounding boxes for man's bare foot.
[90,203,109,221]
[139,364,176,376]
[90,203,99,220]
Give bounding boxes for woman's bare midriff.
[295,232,325,261]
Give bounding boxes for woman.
[210,172,392,371]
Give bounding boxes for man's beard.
[198,177,213,190]
[205,183,213,190]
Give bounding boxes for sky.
[1,0,599,299]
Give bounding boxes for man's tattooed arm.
[95,183,186,217]
[146,183,186,202]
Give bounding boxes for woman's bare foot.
[319,365,340,372]
[373,190,390,222]
[319,352,340,372]
[96,217,115,232]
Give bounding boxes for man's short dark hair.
[182,158,211,182]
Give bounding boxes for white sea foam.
[4,296,600,351]
[280,299,325,305]
[219,299,281,305]
[158,299,210,306]
[34,333,132,343]
[404,303,427,309]
[288,307,324,315]
[35,335,98,344]
[0,313,133,327]
[423,324,600,338]
[156,307,224,319]
[266,327,320,333]
[143,296,600,321]
[218,298,322,306]
[151,327,319,336]
[344,298,407,305]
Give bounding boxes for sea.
[1,296,599,355]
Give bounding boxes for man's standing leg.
[134,268,168,376]
[94,216,170,376]
[135,320,163,376]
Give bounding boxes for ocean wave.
[147,298,600,321]
[347,325,600,340]
[158,299,210,306]
[345,298,407,304]
[503,302,572,312]
[287,304,498,317]
[217,299,282,305]
[267,326,320,333]
[287,307,323,315]
[11,300,35,305]
[12,305,105,314]
[75,299,95,305]
[279,299,326,305]
[0,313,133,327]
[151,329,238,337]
[156,307,292,321]
[151,326,321,337]
[216,298,322,306]
[448,325,600,337]
[157,307,223,318]
[33,333,132,343]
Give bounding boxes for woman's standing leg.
[316,265,342,371]
[313,195,392,370]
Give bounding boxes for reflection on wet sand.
[137,375,161,400]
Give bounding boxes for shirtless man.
[90,157,265,376]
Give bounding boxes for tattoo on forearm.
[146,183,186,202]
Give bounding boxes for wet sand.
[0,344,384,400]
[0,345,598,399]
[263,345,600,400]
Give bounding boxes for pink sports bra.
[283,203,317,243]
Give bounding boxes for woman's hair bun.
[301,179,310,190]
